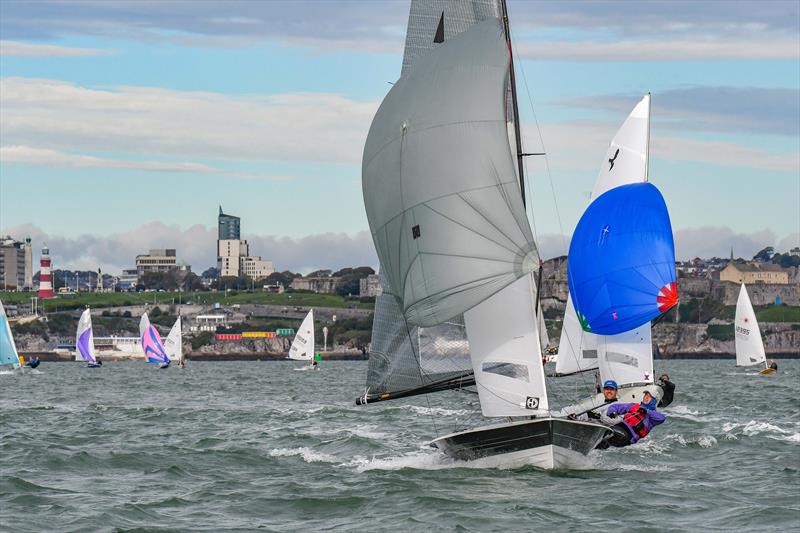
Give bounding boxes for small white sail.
[537,303,550,352]
[0,300,21,367]
[591,94,650,199]
[288,310,315,361]
[164,316,183,363]
[556,295,598,375]
[597,325,654,386]
[76,308,96,363]
[735,284,766,367]
[465,274,548,417]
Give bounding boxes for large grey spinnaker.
[363,18,537,328]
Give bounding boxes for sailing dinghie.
[288,310,317,369]
[140,313,170,369]
[0,300,23,372]
[357,1,609,469]
[163,316,184,367]
[735,284,772,374]
[76,308,101,368]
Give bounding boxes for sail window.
[582,349,598,359]
[604,351,639,367]
[481,361,529,382]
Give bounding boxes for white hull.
[455,443,592,470]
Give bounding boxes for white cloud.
[0,145,289,180]
[0,40,112,57]
[0,77,378,166]
[523,120,800,173]
[516,37,799,62]
[2,223,378,274]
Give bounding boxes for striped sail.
[139,313,169,365]
[76,308,97,363]
[0,300,21,367]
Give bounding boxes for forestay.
[465,273,548,417]
[735,284,766,367]
[0,300,21,367]
[140,313,169,365]
[76,309,97,363]
[363,18,538,327]
[164,316,183,363]
[288,310,314,361]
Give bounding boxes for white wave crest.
[698,435,717,448]
[268,447,337,463]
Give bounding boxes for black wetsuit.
[657,379,675,408]
[596,422,633,449]
[770,362,778,371]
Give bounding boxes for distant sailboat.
[0,300,23,371]
[735,284,771,374]
[163,316,184,367]
[140,313,170,369]
[288,310,317,369]
[76,308,101,368]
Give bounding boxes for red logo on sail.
[657,282,678,312]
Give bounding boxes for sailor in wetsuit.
[656,373,675,408]
[769,360,778,371]
[596,390,665,449]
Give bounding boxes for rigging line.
[402,314,438,436]
[508,26,568,258]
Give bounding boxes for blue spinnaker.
[567,182,678,335]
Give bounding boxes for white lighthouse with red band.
[38,244,55,299]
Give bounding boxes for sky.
[0,0,798,274]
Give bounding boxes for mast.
[645,92,651,182]
[500,0,526,207]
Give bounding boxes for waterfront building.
[218,206,240,240]
[0,236,32,290]
[359,273,382,297]
[290,276,340,294]
[119,269,138,290]
[719,261,790,285]
[216,206,274,280]
[136,249,177,278]
[38,244,55,298]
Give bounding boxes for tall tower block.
[38,244,55,299]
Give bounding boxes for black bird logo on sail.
[608,148,620,170]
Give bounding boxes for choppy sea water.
[1,360,798,532]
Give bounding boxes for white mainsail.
[75,308,97,363]
[0,300,21,368]
[735,284,766,367]
[164,316,183,363]
[288,310,315,361]
[557,95,653,383]
[465,274,548,417]
[363,18,537,329]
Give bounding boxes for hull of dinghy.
[430,417,609,470]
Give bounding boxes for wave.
[269,447,338,463]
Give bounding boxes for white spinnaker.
[465,274,549,417]
[559,95,652,379]
[597,325,654,386]
[735,284,766,367]
[289,310,315,361]
[363,19,538,328]
[164,316,183,362]
[556,295,598,375]
[75,308,96,363]
[0,300,21,367]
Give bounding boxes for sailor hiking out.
[597,390,665,449]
